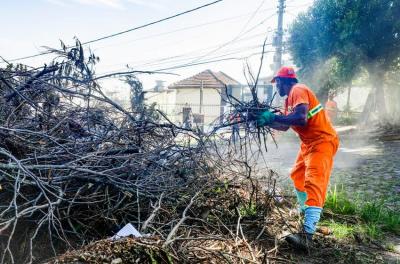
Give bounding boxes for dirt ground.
[48,202,400,264]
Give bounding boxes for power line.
[99,42,275,76]
[235,0,268,40]
[126,43,273,71]
[101,30,273,69]
[81,0,224,46]
[131,41,274,70]
[100,5,276,76]
[187,12,276,66]
[97,14,276,77]
[93,8,276,52]
[4,0,224,63]
[97,49,275,77]
[149,49,277,72]
[97,9,275,70]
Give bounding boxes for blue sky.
[0,0,314,91]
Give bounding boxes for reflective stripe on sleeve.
[307,104,323,119]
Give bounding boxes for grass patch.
[360,202,400,234]
[324,185,356,215]
[386,243,395,252]
[321,220,354,239]
[239,202,258,218]
[324,185,400,239]
[356,223,383,239]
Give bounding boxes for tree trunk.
[359,89,374,125]
[385,77,400,123]
[359,64,387,124]
[372,75,387,118]
[346,86,351,111]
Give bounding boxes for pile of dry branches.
[0,40,290,263]
[212,37,282,152]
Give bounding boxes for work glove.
[256,111,276,127]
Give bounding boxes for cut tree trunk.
[346,86,351,111]
[359,89,374,124]
[359,65,387,124]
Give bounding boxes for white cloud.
[44,0,165,10]
[73,0,124,9]
[124,0,165,10]
[44,0,69,7]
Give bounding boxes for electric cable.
[4,0,224,63]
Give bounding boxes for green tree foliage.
[288,0,400,118]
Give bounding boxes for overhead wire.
[2,0,288,87]
[99,10,277,73]
[3,0,224,63]
[81,0,224,46]
[98,40,275,77]
[235,0,268,39]
[126,40,274,70]
[97,49,275,78]
[98,41,274,79]
[92,7,276,52]
[186,3,276,65]
[100,29,274,70]
[3,0,283,86]
[92,0,274,73]
[123,44,272,71]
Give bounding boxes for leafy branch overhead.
[288,0,400,100]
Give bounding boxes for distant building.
[153,80,166,92]
[168,70,241,125]
[258,76,278,105]
[145,80,176,116]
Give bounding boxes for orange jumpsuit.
[285,84,339,207]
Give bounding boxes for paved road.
[256,133,400,209]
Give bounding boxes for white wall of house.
[175,88,222,125]
[145,89,176,118]
[230,87,241,100]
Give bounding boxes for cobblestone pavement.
[258,135,400,210]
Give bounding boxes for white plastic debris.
[111,258,123,264]
[111,223,142,240]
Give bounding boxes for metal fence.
[154,103,223,126]
[151,84,284,130]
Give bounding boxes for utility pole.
[200,80,204,114]
[271,0,285,105]
[273,0,285,72]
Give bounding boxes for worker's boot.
[286,206,322,251]
[285,232,313,252]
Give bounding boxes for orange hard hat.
[271,66,297,83]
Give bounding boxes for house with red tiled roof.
[168,70,242,126]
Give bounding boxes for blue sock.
[304,206,322,234]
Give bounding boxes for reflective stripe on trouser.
[290,137,339,207]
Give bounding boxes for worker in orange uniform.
[325,94,338,123]
[254,66,339,250]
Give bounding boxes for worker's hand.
[256,111,276,127]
